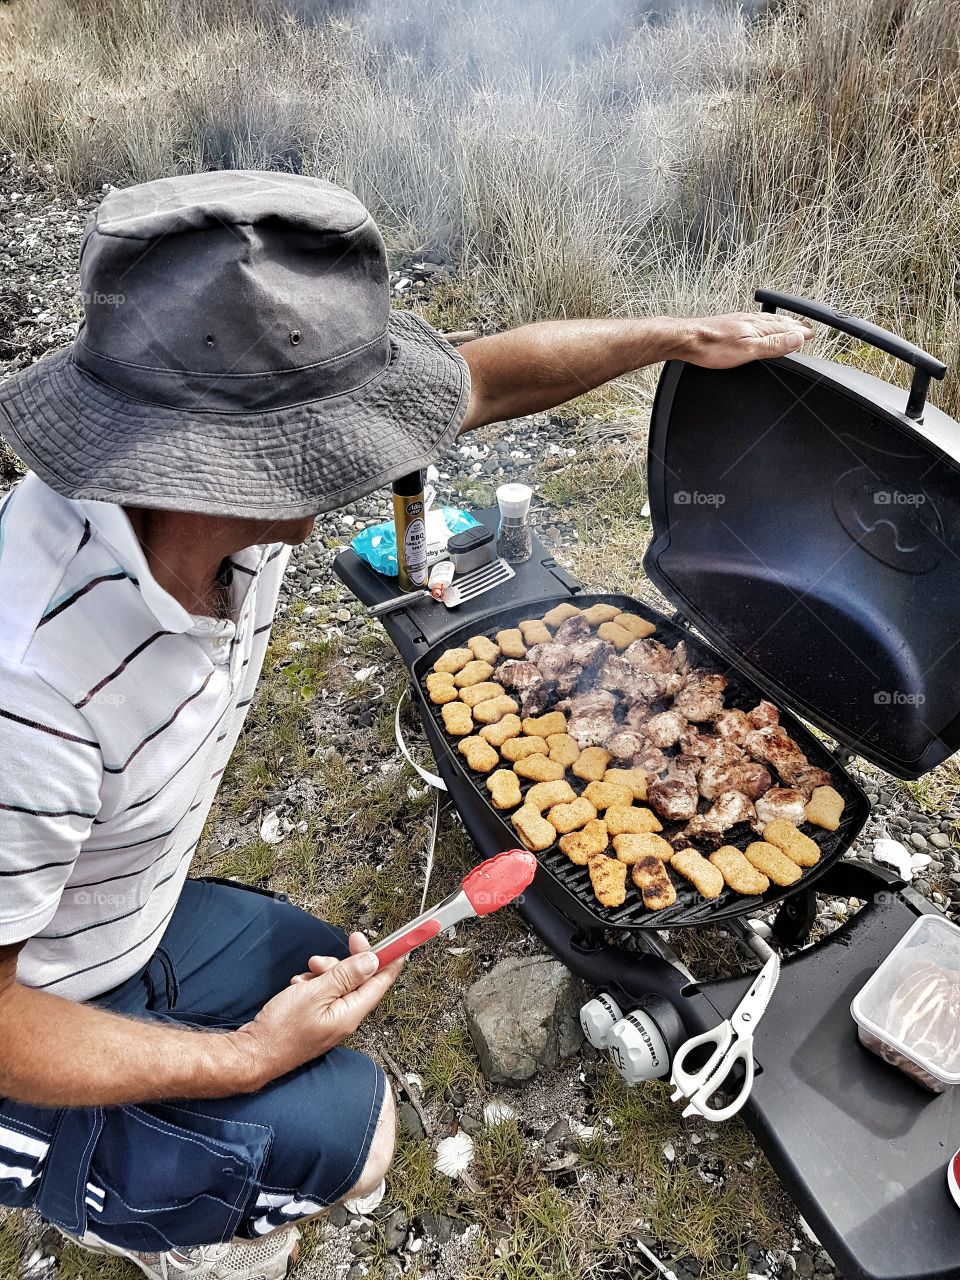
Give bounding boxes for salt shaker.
[496,483,533,564]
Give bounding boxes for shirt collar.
[73,496,198,634]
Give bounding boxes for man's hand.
[671,312,814,369]
[234,934,401,1089]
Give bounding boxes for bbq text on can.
[393,470,427,591]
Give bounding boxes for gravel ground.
[1,154,958,1280]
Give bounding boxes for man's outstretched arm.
[457,312,814,433]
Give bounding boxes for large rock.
[464,955,585,1084]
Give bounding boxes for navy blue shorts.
[0,880,386,1251]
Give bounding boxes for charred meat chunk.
[643,710,687,750]
[747,700,780,729]
[714,708,752,745]
[745,725,814,787]
[553,614,592,646]
[699,760,773,802]
[790,764,834,800]
[495,658,553,717]
[560,689,618,748]
[525,642,581,695]
[605,729,650,761]
[624,702,652,731]
[570,638,614,690]
[622,638,678,675]
[673,670,728,722]
[685,789,757,841]
[647,777,699,822]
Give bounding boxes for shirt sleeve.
[0,660,103,946]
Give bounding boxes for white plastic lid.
[851,913,960,1085]
[497,482,532,520]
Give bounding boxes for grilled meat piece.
[790,764,834,800]
[647,777,699,822]
[685,789,757,842]
[699,760,773,802]
[623,638,677,675]
[674,670,728,722]
[495,658,553,717]
[714,708,752,745]
[753,785,806,830]
[667,753,701,781]
[672,639,691,674]
[553,614,592,646]
[560,689,618,748]
[570,638,614,690]
[747,700,780,729]
[643,710,686,750]
[634,745,668,775]
[745,725,815,787]
[606,729,650,761]
[679,726,743,766]
[525,642,581,695]
[599,654,662,703]
[624,702,652,731]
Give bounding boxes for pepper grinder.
[496,483,533,564]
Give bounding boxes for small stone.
[329,1204,349,1228]
[794,1252,815,1278]
[458,1112,483,1135]
[930,832,950,849]
[397,1100,426,1140]
[910,832,929,850]
[382,1208,408,1252]
[463,954,585,1084]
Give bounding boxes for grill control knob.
[608,1010,672,1084]
[579,994,624,1049]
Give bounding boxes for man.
[0,171,812,1279]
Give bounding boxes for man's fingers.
[321,949,381,999]
[347,931,371,955]
[333,956,404,1025]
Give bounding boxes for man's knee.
[346,1083,395,1199]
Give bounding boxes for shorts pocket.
[86,1102,273,1251]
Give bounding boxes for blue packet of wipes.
[351,507,480,577]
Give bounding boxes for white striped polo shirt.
[0,472,291,1000]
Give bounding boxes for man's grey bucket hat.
[0,170,470,519]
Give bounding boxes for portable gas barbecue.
[334,291,960,1280]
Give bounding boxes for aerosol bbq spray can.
[392,470,427,592]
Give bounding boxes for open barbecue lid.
[644,290,960,780]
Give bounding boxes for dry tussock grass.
[1,0,958,413]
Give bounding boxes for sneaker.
[55,1223,299,1280]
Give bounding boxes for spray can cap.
[496,483,532,521]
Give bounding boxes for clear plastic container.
[851,914,960,1092]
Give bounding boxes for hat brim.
[0,311,471,520]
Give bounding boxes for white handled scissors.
[669,951,780,1123]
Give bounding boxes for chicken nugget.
[764,817,822,866]
[588,854,628,908]
[547,733,580,767]
[525,780,576,812]
[426,673,459,705]
[613,832,674,863]
[547,797,598,835]
[605,805,663,836]
[631,856,677,911]
[582,603,621,626]
[613,612,657,640]
[803,786,845,832]
[709,846,770,895]
[671,849,725,899]
[486,769,523,810]
[441,700,473,736]
[434,647,473,675]
[583,780,633,811]
[500,735,549,761]
[744,840,803,886]
[522,711,567,738]
[480,714,523,747]
[467,634,500,665]
[513,754,566,783]
[572,747,612,782]
[512,805,556,852]
[457,736,500,773]
[473,694,520,725]
[602,767,648,801]
[454,659,496,688]
[598,621,635,651]
[519,619,552,647]
[496,628,527,658]
[458,681,503,708]
[543,602,582,629]
[559,818,608,865]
